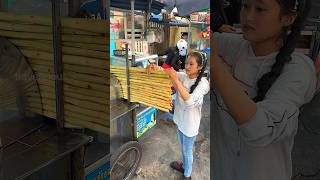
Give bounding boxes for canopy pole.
[131,0,135,66]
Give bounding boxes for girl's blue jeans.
[177,128,196,177]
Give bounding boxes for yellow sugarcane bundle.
[110,65,172,112]
[0,11,109,134]
[0,12,107,34]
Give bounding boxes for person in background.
[160,39,188,71]
[181,32,189,41]
[212,0,241,33]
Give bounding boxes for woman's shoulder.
[199,77,210,88]
[286,52,316,74]
[200,76,209,83]
[213,32,246,45]
[213,32,248,63]
[280,52,317,102]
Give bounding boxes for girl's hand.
[218,24,236,33]
[165,67,178,82]
[211,36,229,72]
[213,55,233,76]
[146,63,158,75]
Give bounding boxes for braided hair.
[189,51,208,93]
[253,0,311,102]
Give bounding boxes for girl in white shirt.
[148,51,209,180]
[212,0,316,179]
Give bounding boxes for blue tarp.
[110,0,166,13]
[80,0,104,18]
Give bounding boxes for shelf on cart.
[0,116,44,147]
[110,99,139,122]
[0,122,90,180]
[0,125,56,159]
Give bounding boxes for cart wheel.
[110,141,142,180]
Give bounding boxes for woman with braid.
[212,0,317,179]
[147,52,210,180]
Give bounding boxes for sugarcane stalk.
[62,28,102,36]
[0,29,107,44]
[26,107,109,134]
[26,97,108,121]
[26,94,109,114]
[27,58,108,76]
[65,103,108,120]
[63,64,108,76]
[64,96,108,113]
[64,76,108,92]
[0,21,51,33]
[121,90,171,101]
[0,21,100,36]
[21,49,108,69]
[121,85,171,97]
[10,39,108,59]
[64,84,107,98]
[123,94,171,107]
[35,76,108,93]
[0,12,108,34]
[64,91,108,105]
[26,103,109,125]
[64,122,82,129]
[115,77,171,87]
[36,80,108,99]
[63,46,107,59]
[121,94,171,108]
[26,89,108,106]
[65,71,107,85]
[63,42,107,52]
[111,66,167,75]
[0,29,51,40]
[126,99,170,112]
[31,65,108,84]
[63,55,108,69]
[62,34,107,45]
[27,58,53,66]
[64,118,109,134]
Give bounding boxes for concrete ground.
[132,94,210,180]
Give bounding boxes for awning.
[110,0,166,12]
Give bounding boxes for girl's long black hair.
[189,51,208,93]
[253,0,311,102]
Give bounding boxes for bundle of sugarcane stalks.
[0,11,108,134]
[110,65,172,112]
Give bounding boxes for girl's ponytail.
[253,0,310,102]
[190,52,208,93]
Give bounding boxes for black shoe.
[170,161,184,174]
